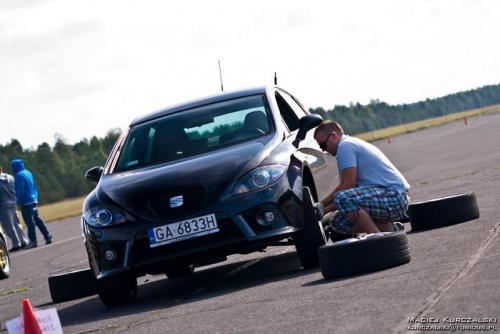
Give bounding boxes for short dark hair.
[314,120,344,137]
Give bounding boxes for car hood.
[97,140,277,220]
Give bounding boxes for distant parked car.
[0,225,11,279]
[82,86,337,306]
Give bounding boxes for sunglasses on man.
[319,133,333,150]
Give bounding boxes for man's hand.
[314,202,325,221]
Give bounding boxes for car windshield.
[115,94,271,171]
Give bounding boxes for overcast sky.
[1,0,499,149]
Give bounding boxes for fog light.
[256,210,276,226]
[264,211,275,223]
[104,249,117,262]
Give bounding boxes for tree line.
[309,84,500,135]
[0,129,121,205]
[1,83,499,205]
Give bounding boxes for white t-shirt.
[336,135,410,194]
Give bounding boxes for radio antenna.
[274,72,277,85]
[218,61,224,91]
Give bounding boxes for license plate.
[148,214,219,248]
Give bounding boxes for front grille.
[147,185,206,218]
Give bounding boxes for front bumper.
[83,181,306,279]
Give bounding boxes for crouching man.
[314,120,410,234]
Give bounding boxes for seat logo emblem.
[170,195,184,208]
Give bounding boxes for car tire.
[293,187,327,269]
[48,268,96,303]
[94,275,138,307]
[165,264,195,279]
[0,238,10,279]
[408,192,480,231]
[318,231,411,279]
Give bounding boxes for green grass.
[0,287,31,296]
[34,103,500,223]
[18,197,85,225]
[357,104,500,142]
[31,196,86,224]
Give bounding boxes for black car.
[0,225,11,279]
[82,86,337,306]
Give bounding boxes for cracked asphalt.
[1,112,499,334]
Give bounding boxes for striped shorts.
[330,187,410,234]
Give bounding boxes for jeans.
[21,203,51,244]
[0,205,28,248]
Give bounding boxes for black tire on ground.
[0,238,10,279]
[165,264,195,279]
[94,275,137,307]
[293,187,327,268]
[48,268,97,303]
[408,192,480,231]
[318,231,410,279]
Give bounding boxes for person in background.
[10,159,52,249]
[0,165,28,251]
[314,120,410,235]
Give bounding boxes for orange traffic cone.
[22,299,42,334]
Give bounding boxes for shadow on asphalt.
[53,251,321,327]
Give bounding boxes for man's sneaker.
[45,237,53,245]
[390,222,405,232]
[20,243,28,249]
[392,222,405,231]
[9,246,21,252]
[24,242,38,249]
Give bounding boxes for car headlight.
[232,164,287,195]
[83,206,135,228]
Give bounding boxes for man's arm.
[320,167,357,214]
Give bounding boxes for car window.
[115,95,271,171]
[275,92,300,132]
[277,91,308,118]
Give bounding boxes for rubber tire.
[408,192,480,231]
[293,187,327,268]
[48,268,96,303]
[0,238,10,279]
[95,275,138,307]
[318,231,410,279]
[165,264,195,279]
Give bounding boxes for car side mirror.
[85,166,104,183]
[292,114,323,148]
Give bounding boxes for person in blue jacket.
[10,159,52,249]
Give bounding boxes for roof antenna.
[274,72,277,85]
[218,61,224,91]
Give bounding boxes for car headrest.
[243,110,269,133]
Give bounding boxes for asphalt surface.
[1,112,499,334]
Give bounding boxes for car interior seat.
[152,127,191,161]
[243,110,269,133]
[218,110,269,145]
